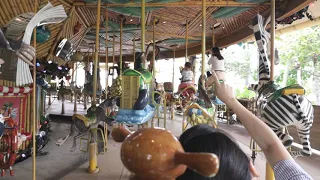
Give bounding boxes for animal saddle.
[73,113,96,127]
[270,84,305,101]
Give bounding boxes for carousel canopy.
[0,0,316,64]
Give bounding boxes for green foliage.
[235,87,256,99]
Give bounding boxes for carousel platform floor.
[60,118,320,180]
[9,101,320,180]
[46,98,88,116]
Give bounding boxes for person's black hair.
[212,47,224,60]
[177,124,251,180]
[185,62,192,68]
[207,71,212,77]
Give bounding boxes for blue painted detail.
[188,108,203,116]
[115,105,155,125]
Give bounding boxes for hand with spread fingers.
[211,70,235,105]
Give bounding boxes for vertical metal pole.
[185,20,188,63]
[153,18,156,78]
[172,49,175,93]
[266,0,276,179]
[201,0,206,77]
[141,0,146,67]
[88,0,101,174]
[113,31,115,68]
[120,16,123,76]
[32,1,37,179]
[270,0,275,81]
[92,0,101,106]
[105,9,109,96]
[212,29,215,47]
[133,37,135,63]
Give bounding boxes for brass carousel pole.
[120,16,123,76]
[88,0,101,174]
[201,0,206,79]
[105,9,109,98]
[141,0,146,67]
[152,17,156,128]
[113,31,115,78]
[266,0,275,179]
[104,9,109,151]
[172,48,175,121]
[133,37,135,63]
[32,0,38,179]
[185,20,188,63]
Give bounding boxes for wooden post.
[32,1,37,179]
[266,0,276,179]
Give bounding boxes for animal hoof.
[283,139,293,147]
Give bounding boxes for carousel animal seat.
[72,113,96,127]
[271,84,305,101]
[115,104,155,125]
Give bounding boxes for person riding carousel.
[206,47,226,105]
[177,62,195,98]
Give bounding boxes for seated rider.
[178,62,195,97]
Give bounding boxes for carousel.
[0,0,319,179]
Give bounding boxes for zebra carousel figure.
[248,14,314,162]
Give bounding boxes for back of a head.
[185,62,192,69]
[177,124,251,180]
[212,47,224,60]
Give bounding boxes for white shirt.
[181,70,193,82]
[208,56,225,71]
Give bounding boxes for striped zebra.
[248,14,314,157]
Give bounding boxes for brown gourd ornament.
[112,125,220,180]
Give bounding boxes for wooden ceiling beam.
[73,1,270,7]
[46,6,76,60]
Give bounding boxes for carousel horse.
[111,125,219,180]
[55,97,116,152]
[249,14,313,157]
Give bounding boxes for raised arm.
[210,71,292,167]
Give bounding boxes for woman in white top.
[206,47,226,87]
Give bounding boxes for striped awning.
[0,86,32,96]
